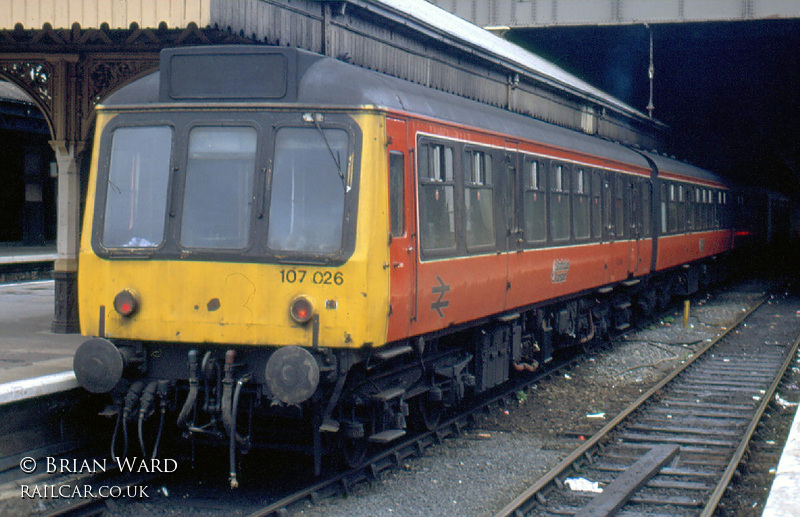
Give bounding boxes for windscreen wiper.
[313,119,349,192]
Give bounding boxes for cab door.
[386,118,417,341]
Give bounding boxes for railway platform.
[0,245,57,266]
[763,393,800,516]
[0,278,83,404]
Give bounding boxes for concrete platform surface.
[0,245,57,265]
[763,398,800,517]
[0,280,83,388]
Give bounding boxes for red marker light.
[113,290,139,317]
[290,296,313,324]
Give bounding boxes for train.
[73,45,739,484]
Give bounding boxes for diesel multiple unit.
[73,46,734,482]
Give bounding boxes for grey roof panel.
[103,46,722,186]
[299,52,648,168]
[639,150,726,185]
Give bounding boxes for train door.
[628,177,642,276]
[386,118,417,340]
[600,171,614,283]
[501,142,522,309]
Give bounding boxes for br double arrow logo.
[430,275,450,318]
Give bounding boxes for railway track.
[90,284,767,517]
[494,292,800,517]
[3,284,774,517]
[242,355,578,517]
[238,290,744,517]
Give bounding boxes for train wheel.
[341,437,367,468]
[412,388,443,431]
[339,421,367,468]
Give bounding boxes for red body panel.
[656,230,733,271]
[384,111,731,343]
[386,118,418,342]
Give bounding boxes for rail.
[494,293,800,516]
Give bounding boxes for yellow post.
[683,300,690,328]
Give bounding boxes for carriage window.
[418,143,456,251]
[389,151,405,238]
[712,190,720,228]
[573,168,590,239]
[268,126,349,253]
[464,150,494,248]
[694,188,702,230]
[720,191,728,227]
[660,183,668,234]
[591,171,602,239]
[524,159,546,243]
[667,183,677,233]
[181,126,257,249]
[550,164,570,241]
[677,184,686,231]
[103,126,173,248]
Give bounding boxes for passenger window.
[550,163,570,241]
[523,159,546,243]
[667,183,678,233]
[573,168,590,239]
[418,143,456,252]
[720,191,728,227]
[677,184,686,231]
[713,190,720,228]
[389,151,405,238]
[694,188,702,230]
[463,150,495,248]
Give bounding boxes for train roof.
[637,150,726,187]
[103,46,725,187]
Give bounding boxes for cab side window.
[389,151,405,238]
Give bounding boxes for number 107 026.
[280,269,344,285]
